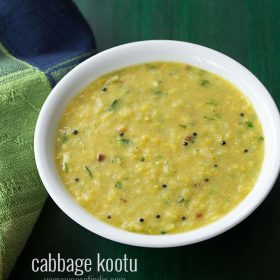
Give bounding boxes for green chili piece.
[61,133,68,144]
[152,89,162,96]
[179,124,187,129]
[63,163,68,173]
[203,116,215,121]
[155,155,163,161]
[200,80,209,86]
[177,196,185,203]
[118,138,130,146]
[84,166,93,178]
[206,99,218,106]
[147,64,157,70]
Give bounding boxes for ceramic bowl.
[34,40,280,247]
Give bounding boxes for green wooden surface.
[10,0,280,279]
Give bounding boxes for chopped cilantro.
[245,121,254,128]
[109,99,120,111]
[115,181,123,189]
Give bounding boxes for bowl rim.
[34,40,280,248]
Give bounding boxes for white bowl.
[34,40,280,247]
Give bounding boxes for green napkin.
[0,1,95,278]
[0,43,50,279]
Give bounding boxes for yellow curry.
[55,62,264,235]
